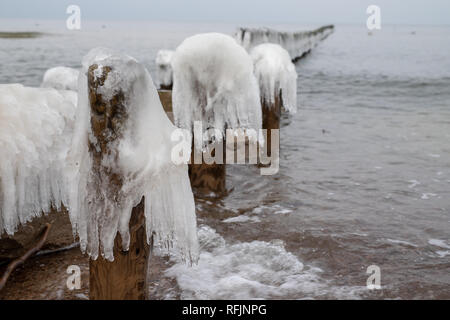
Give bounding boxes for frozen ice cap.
[0,84,76,235]
[68,47,199,263]
[250,43,297,113]
[41,66,80,91]
[171,33,262,146]
[156,49,174,88]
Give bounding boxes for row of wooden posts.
[88,66,282,300]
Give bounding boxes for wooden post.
[157,89,226,195]
[261,89,282,158]
[88,64,149,300]
[160,84,172,91]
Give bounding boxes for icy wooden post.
[87,64,149,300]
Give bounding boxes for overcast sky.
[1,0,449,25]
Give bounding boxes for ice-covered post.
[86,64,149,300]
[236,25,334,62]
[68,48,199,300]
[251,43,297,157]
[171,33,262,195]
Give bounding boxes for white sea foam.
[236,26,334,61]
[436,250,450,258]
[223,215,261,223]
[421,193,437,200]
[428,239,450,249]
[386,238,418,247]
[407,180,420,189]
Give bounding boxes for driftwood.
[0,223,51,291]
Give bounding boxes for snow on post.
[156,49,174,90]
[0,84,76,235]
[171,33,262,193]
[236,25,334,62]
[67,48,199,269]
[41,66,80,91]
[250,43,298,114]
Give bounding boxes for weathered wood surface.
[88,64,149,300]
[0,206,73,262]
[188,159,226,195]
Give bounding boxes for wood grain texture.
[261,89,282,157]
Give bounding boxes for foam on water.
[165,225,365,299]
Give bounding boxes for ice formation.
[67,47,199,262]
[171,33,262,147]
[0,84,77,235]
[250,43,297,113]
[155,49,174,88]
[236,25,334,61]
[41,66,80,91]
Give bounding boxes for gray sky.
[0,0,449,25]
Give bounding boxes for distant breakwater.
[235,25,334,62]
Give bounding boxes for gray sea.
[1,19,449,299]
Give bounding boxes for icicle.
[171,33,262,149]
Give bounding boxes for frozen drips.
[0,84,76,235]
